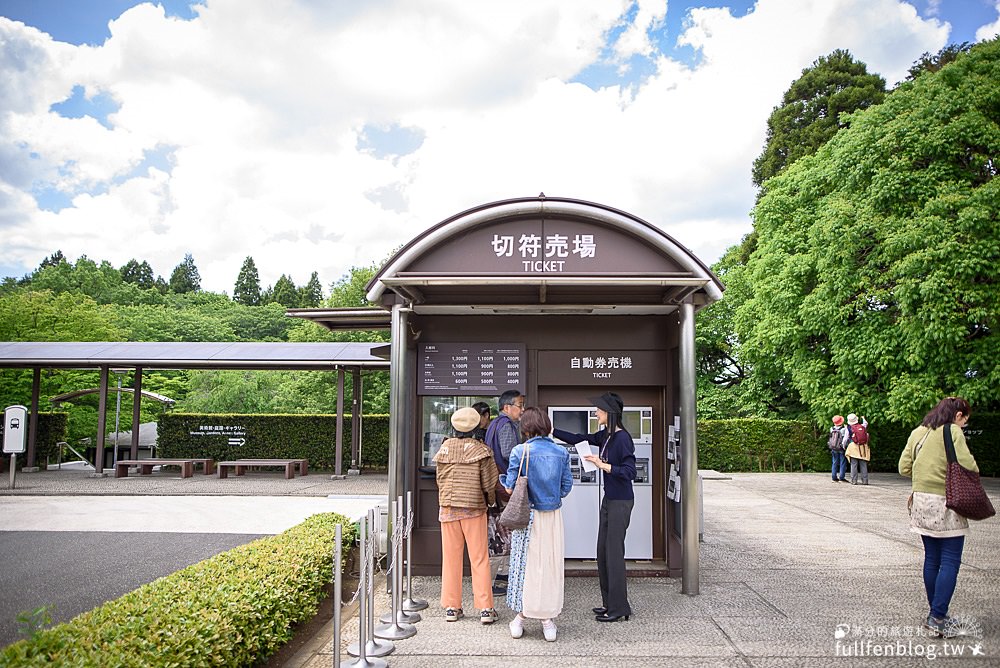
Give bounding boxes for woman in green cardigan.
[898,396,979,639]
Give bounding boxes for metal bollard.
[374,499,417,639]
[344,514,387,668]
[348,509,393,658]
[379,496,420,624]
[402,490,428,612]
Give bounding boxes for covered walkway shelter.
[0,341,389,476]
[304,195,725,593]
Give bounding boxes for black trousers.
[597,497,633,616]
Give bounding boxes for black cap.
[589,392,623,414]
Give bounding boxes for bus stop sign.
[3,405,28,454]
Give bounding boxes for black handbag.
[499,445,530,530]
[943,423,995,521]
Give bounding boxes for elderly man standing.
[484,389,525,595]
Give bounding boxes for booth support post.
[679,300,700,595]
[92,366,110,477]
[387,304,410,569]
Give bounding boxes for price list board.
[418,343,526,395]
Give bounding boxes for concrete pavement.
[297,472,1000,667]
[1,466,998,665]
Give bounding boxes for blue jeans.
[830,451,846,480]
[921,535,965,619]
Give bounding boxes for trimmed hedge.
[697,414,998,477]
[0,513,356,668]
[158,413,389,470]
[2,413,68,470]
[697,418,827,472]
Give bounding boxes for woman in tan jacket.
[434,406,500,624]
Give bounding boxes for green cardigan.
[898,424,979,496]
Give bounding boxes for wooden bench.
[115,458,216,478]
[217,459,308,480]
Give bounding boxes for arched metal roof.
[366,195,723,313]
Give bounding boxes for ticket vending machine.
[549,406,654,559]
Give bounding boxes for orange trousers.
[440,513,494,611]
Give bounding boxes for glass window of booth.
[421,395,496,466]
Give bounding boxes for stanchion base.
[402,597,428,612]
[379,609,420,624]
[347,638,394,658]
[373,621,416,640]
[343,656,387,668]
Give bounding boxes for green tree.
[269,274,299,308]
[906,42,972,81]
[233,256,262,306]
[38,250,67,270]
[168,254,201,294]
[299,271,323,307]
[751,49,886,189]
[736,38,1000,426]
[120,259,155,289]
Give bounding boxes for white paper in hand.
[575,442,598,472]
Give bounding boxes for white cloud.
[0,0,954,293]
[976,2,1000,41]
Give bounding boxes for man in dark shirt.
[484,389,524,594]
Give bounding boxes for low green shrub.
[0,513,356,668]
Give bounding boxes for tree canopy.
[233,256,262,306]
[751,49,886,189]
[168,254,201,294]
[733,38,999,425]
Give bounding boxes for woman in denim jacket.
[503,407,573,642]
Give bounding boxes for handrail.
[56,441,95,470]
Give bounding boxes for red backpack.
[850,423,869,445]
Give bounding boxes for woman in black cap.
[552,391,636,622]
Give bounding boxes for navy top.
[552,427,636,500]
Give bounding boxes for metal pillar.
[93,366,109,477]
[131,368,143,460]
[679,301,700,595]
[387,304,410,563]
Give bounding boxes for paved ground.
[2,466,998,666]
[0,464,386,649]
[296,472,1000,667]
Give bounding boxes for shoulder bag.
[499,444,531,530]
[943,423,996,521]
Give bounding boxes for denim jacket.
[503,436,573,511]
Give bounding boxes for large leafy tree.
[168,254,201,294]
[752,49,886,189]
[736,38,1000,425]
[233,256,262,306]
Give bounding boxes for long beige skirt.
[521,508,565,619]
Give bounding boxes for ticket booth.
[367,196,722,592]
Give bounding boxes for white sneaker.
[509,614,524,639]
[542,619,557,642]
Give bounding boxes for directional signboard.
[3,405,28,454]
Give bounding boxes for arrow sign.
[228,438,246,446]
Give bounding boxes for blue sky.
[0,1,997,292]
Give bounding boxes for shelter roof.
[0,341,390,371]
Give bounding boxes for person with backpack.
[484,389,525,595]
[845,413,871,485]
[828,415,849,482]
